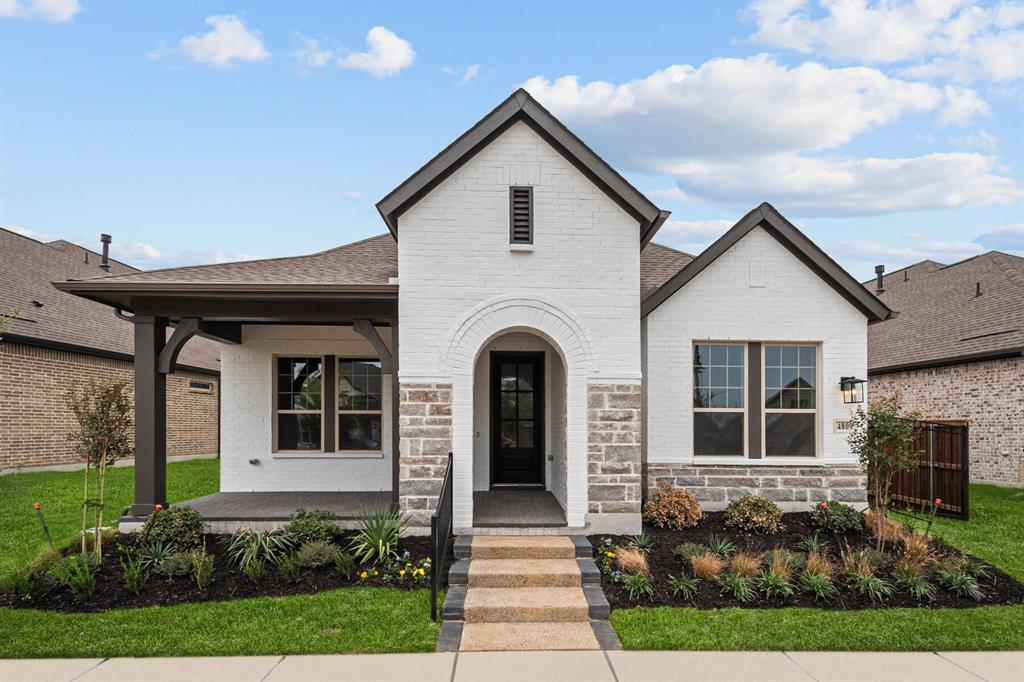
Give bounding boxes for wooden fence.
[890,419,969,519]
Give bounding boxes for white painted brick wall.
[397,121,641,383]
[644,226,868,465]
[220,325,393,492]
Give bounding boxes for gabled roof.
[640,202,893,322]
[1,228,219,373]
[375,88,671,246]
[867,251,1024,373]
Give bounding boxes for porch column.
[131,315,168,516]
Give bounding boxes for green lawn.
[0,458,220,581]
[0,459,440,657]
[0,588,440,657]
[612,484,1024,651]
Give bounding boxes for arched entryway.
[443,296,593,529]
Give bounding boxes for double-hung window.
[337,359,383,451]
[275,357,323,451]
[692,342,819,459]
[693,344,746,456]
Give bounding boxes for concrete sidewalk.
[1,651,1020,682]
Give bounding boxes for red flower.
[33,502,41,510]
[934,498,942,506]
[154,504,163,512]
[819,501,828,510]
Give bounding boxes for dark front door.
[490,352,544,486]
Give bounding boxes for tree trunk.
[80,463,90,554]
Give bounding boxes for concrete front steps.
[438,535,618,652]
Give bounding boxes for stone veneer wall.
[647,464,867,511]
[587,383,642,515]
[0,341,219,469]
[870,356,1023,484]
[398,383,453,527]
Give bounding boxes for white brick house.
[57,90,890,534]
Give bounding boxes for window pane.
[765,367,781,389]
[798,389,816,410]
[500,392,517,419]
[694,366,708,388]
[764,345,780,367]
[501,364,517,390]
[339,359,381,413]
[710,366,727,387]
[277,413,321,451]
[781,366,798,389]
[339,414,382,450]
[709,345,727,365]
[765,388,781,409]
[694,387,710,408]
[501,420,517,447]
[727,389,744,409]
[694,412,744,456]
[781,346,799,366]
[709,388,726,409]
[798,346,815,366]
[781,388,800,409]
[694,345,709,367]
[798,366,816,389]
[727,344,743,365]
[765,413,815,456]
[727,366,743,388]
[518,391,534,419]
[517,363,534,390]
[518,421,534,448]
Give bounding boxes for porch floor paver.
[473,490,566,527]
[180,491,390,521]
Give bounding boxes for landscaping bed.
[589,510,1024,611]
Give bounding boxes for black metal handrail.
[430,452,454,621]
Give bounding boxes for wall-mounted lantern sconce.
[840,376,866,404]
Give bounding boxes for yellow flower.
[399,569,406,577]
[359,571,368,580]
[605,551,616,558]
[424,558,431,563]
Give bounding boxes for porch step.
[463,586,590,623]
[459,622,600,652]
[449,558,599,587]
[469,535,575,560]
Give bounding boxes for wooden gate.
[890,419,970,519]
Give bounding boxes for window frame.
[692,342,748,458]
[508,185,534,245]
[760,342,820,458]
[272,355,325,454]
[336,356,384,454]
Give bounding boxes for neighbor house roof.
[375,89,671,246]
[866,251,1024,373]
[2,228,219,373]
[641,203,893,322]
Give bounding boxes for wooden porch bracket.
[157,318,241,374]
[353,319,393,374]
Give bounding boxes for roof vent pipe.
[874,264,885,295]
[100,234,111,272]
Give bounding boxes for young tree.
[847,394,921,550]
[66,380,133,558]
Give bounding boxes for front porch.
[181,490,392,533]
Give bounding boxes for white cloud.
[949,129,999,150]
[148,40,176,62]
[440,66,456,76]
[647,187,693,203]
[291,32,333,72]
[460,64,480,85]
[339,26,414,78]
[110,242,260,269]
[523,56,943,167]
[975,223,1024,252]
[662,152,1022,216]
[745,0,1024,83]
[833,238,984,266]
[935,85,990,127]
[656,219,735,253]
[0,0,80,22]
[177,15,269,68]
[337,190,362,200]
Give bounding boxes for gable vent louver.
[509,186,533,244]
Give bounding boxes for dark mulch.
[590,512,1024,611]
[0,532,449,613]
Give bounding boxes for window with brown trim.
[337,358,383,451]
[763,345,817,457]
[275,357,323,451]
[693,343,746,456]
[509,186,533,244]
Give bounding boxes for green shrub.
[668,574,699,600]
[642,483,703,530]
[622,572,654,602]
[296,539,343,569]
[227,528,294,571]
[49,552,96,602]
[936,568,984,601]
[893,564,936,601]
[190,547,214,591]
[628,532,654,553]
[283,508,340,546]
[706,534,737,558]
[141,506,203,552]
[119,547,149,595]
[724,496,785,534]
[799,572,837,602]
[798,533,829,553]
[758,571,794,599]
[334,551,356,579]
[672,542,706,563]
[278,553,302,584]
[349,506,406,564]
[810,500,864,534]
[139,538,173,568]
[153,552,192,578]
[242,559,265,584]
[719,573,756,602]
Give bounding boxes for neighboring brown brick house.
[866,252,1024,484]
[0,229,220,469]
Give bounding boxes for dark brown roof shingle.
[1,228,220,372]
[868,251,1024,372]
[641,243,694,298]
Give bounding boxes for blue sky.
[2,0,1022,280]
